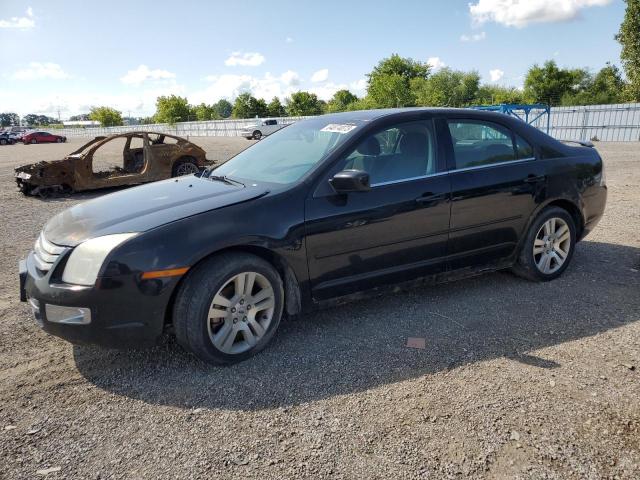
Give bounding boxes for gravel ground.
[0,138,639,479]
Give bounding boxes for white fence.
[55,117,308,138]
[53,103,640,142]
[530,103,640,142]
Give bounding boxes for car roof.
[316,107,523,123]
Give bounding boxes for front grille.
[33,233,64,273]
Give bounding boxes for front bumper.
[19,251,173,348]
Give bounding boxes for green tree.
[561,63,625,105]
[0,112,19,127]
[616,0,640,101]
[286,91,324,116]
[88,106,123,127]
[232,93,268,118]
[68,113,90,121]
[154,95,191,124]
[523,61,587,106]
[411,68,480,107]
[326,89,358,112]
[214,99,233,118]
[23,114,57,126]
[368,74,416,108]
[267,97,287,117]
[193,103,219,121]
[365,54,431,108]
[475,85,532,105]
[368,53,430,83]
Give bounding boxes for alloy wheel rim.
[207,271,275,354]
[176,163,199,176]
[533,217,571,274]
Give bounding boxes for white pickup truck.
[240,119,285,140]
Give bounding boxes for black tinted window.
[448,121,516,169]
[515,134,534,159]
[343,120,436,185]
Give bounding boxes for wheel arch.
[164,244,302,326]
[514,197,585,261]
[543,198,584,240]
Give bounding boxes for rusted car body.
[15,132,208,196]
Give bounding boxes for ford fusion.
[19,108,607,365]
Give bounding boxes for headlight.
[62,233,137,286]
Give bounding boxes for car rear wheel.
[173,253,284,365]
[172,158,200,177]
[512,206,576,282]
[30,139,37,144]
[0,139,6,145]
[253,130,262,140]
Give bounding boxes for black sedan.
[19,108,607,364]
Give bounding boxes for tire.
[0,139,6,145]
[30,139,37,144]
[512,206,576,282]
[171,158,199,177]
[253,130,262,140]
[56,138,62,143]
[173,253,284,365]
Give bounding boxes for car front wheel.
[56,138,63,143]
[512,206,576,282]
[253,130,262,140]
[173,253,284,365]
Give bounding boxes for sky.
[0,0,627,119]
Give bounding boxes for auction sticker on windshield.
[320,124,357,134]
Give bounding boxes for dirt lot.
[0,137,639,479]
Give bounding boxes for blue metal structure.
[471,103,551,134]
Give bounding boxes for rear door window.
[447,120,517,169]
[515,134,534,159]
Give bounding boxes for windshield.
[213,117,361,185]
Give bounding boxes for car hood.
[44,176,269,246]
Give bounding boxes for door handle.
[415,193,446,204]
[524,174,546,183]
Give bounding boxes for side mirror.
[329,169,370,194]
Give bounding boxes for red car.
[23,131,66,144]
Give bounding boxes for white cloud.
[469,0,612,28]
[194,71,303,103]
[224,51,265,67]
[460,31,486,42]
[349,78,367,96]
[311,69,329,83]
[308,83,346,101]
[286,36,294,43]
[13,62,70,80]
[308,78,367,101]
[280,70,301,86]
[489,69,505,82]
[427,57,446,71]
[120,65,176,86]
[0,6,34,29]
[0,82,187,118]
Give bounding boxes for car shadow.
[73,240,640,411]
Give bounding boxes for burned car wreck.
[15,132,208,196]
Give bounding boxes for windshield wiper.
[208,174,245,187]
